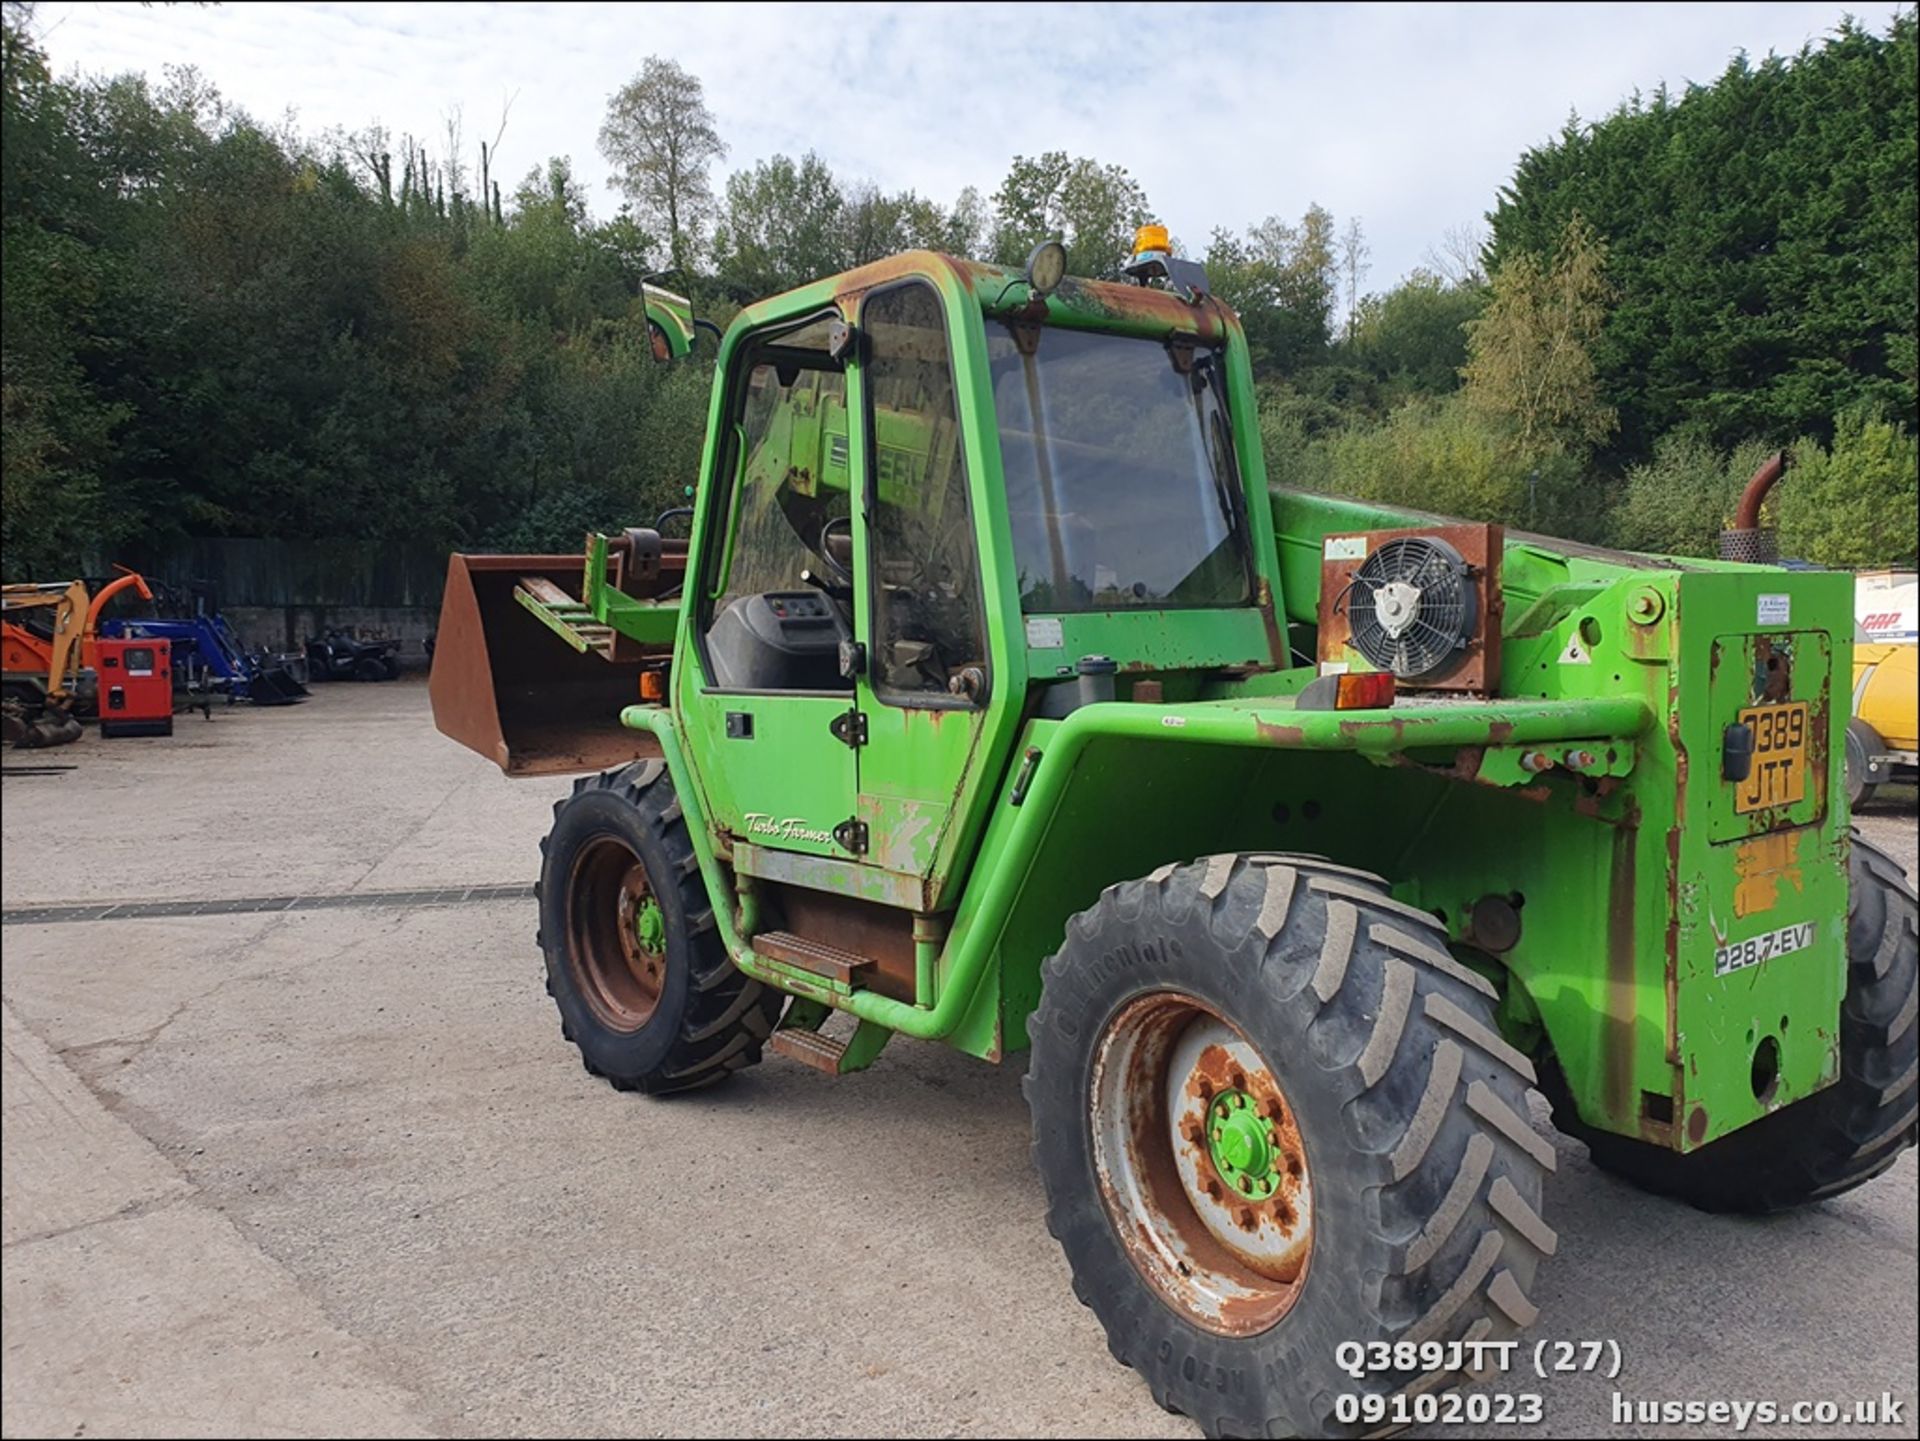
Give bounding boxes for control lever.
[800,569,865,678]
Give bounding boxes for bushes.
[1326,399,1585,532]
[1277,407,1919,565]
[1612,435,1779,557]
[1779,412,1920,568]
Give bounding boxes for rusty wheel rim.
[1090,992,1314,1336]
[566,836,666,1032]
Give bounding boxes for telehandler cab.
[430,232,1917,1438]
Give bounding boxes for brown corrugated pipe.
[1733,451,1788,530]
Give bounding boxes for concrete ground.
[2,681,1915,1440]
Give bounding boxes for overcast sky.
[28,1,1887,290]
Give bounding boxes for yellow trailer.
[1848,570,1918,804]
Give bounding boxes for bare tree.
[1424,222,1490,287]
[598,57,726,273]
[1339,216,1370,341]
[479,91,517,226]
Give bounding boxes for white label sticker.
[1324,536,1368,561]
[1714,921,1816,977]
[1318,660,1350,676]
[1024,616,1064,649]
[1757,593,1791,626]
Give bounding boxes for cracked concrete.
[2,682,1915,1439]
[3,1004,431,1438]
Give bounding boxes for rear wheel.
[537,762,782,1094]
[353,655,385,683]
[1845,720,1880,809]
[1551,831,1917,1212]
[1026,853,1556,1437]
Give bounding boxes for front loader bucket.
[13,703,82,749]
[429,553,666,777]
[246,665,308,705]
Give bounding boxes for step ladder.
[513,576,616,659]
[752,933,893,1075]
[751,930,874,986]
[766,1027,852,1074]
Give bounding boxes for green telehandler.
[428,234,1916,1438]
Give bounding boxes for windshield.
[987,325,1252,612]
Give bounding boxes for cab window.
[861,282,988,704]
[987,324,1252,612]
[698,315,853,692]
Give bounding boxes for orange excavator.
[1,568,156,746]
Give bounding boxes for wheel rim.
[566,836,666,1031]
[1089,992,1314,1336]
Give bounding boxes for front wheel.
[1026,853,1557,1437]
[536,762,782,1094]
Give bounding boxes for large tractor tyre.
[1555,832,1917,1213]
[1026,853,1556,1438]
[1844,719,1880,810]
[536,761,782,1095]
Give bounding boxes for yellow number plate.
[1736,702,1809,813]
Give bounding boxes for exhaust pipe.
[1719,451,1787,563]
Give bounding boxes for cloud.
[31,0,1873,290]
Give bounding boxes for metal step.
[767,1028,849,1074]
[751,930,874,985]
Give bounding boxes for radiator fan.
[1344,536,1479,682]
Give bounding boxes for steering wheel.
[819,515,855,586]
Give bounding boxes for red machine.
[97,637,173,738]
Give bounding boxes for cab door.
[848,280,996,907]
[680,313,860,860]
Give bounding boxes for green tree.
[989,151,1151,276]
[1348,271,1485,402]
[709,151,844,299]
[1488,16,1918,458]
[1777,411,1920,568]
[1205,206,1339,375]
[1462,215,1615,456]
[597,56,725,275]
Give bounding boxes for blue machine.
[99,613,308,705]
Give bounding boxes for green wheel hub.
[633,894,665,955]
[1207,1089,1282,1198]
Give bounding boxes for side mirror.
[640,274,700,365]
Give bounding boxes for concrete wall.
[224,606,438,668]
[92,539,457,668]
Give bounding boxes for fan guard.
[1345,536,1479,682]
